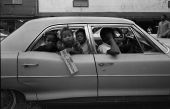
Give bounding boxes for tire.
[1,90,27,109]
[1,90,16,109]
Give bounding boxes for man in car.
[119,28,135,53]
[98,27,120,55]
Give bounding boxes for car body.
[157,38,170,47]
[1,17,170,104]
[150,34,170,47]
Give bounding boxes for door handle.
[98,63,114,67]
[22,64,39,68]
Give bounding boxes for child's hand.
[74,41,81,48]
[57,41,65,51]
[74,41,82,51]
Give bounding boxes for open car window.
[31,27,62,52]
[90,24,162,54]
[131,27,161,53]
[91,25,143,54]
[30,25,90,54]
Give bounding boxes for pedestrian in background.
[147,26,153,34]
[157,14,170,38]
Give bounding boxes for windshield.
[133,24,169,53]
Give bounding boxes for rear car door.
[18,24,97,100]
[89,24,170,98]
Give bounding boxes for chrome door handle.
[22,64,39,68]
[98,63,104,67]
[98,63,114,67]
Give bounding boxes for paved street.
[43,102,170,109]
[14,102,170,109]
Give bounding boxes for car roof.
[29,16,134,25]
[1,17,134,52]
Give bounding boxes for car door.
[18,24,97,100]
[94,53,170,97]
[89,24,170,98]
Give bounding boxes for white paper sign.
[60,49,79,75]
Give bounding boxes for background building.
[0,0,38,34]
[0,0,170,34]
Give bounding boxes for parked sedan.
[1,17,170,109]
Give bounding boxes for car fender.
[1,51,37,100]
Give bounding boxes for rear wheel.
[1,90,16,109]
[1,90,26,109]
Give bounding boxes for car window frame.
[26,24,92,54]
[132,25,166,54]
[26,24,66,52]
[67,24,93,54]
[88,23,145,54]
[88,23,168,54]
[129,26,157,53]
[133,24,169,54]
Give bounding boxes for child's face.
[45,34,56,49]
[61,30,74,45]
[76,32,85,44]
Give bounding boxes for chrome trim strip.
[98,74,170,77]
[1,76,17,78]
[16,75,97,78]
[2,74,170,78]
[165,47,170,54]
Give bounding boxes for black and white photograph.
[1,0,170,109]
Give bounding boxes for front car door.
[18,24,97,101]
[88,24,170,101]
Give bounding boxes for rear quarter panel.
[1,51,37,100]
[1,51,18,89]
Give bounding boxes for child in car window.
[75,28,89,54]
[35,32,59,52]
[98,27,120,55]
[59,27,83,54]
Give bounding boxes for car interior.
[31,26,90,54]
[30,25,160,54]
[92,26,160,54]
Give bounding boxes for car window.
[132,27,161,53]
[31,26,90,54]
[91,25,143,54]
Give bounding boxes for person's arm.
[109,37,120,52]
[107,36,120,55]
